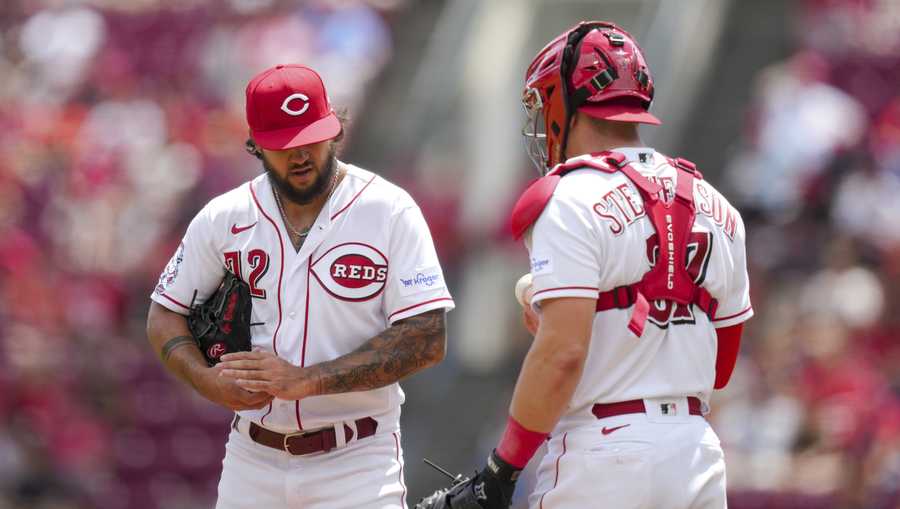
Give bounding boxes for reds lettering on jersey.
[151,164,454,433]
[525,148,752,432]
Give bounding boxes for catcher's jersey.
[526,148,752,428]
[152,163,454,432]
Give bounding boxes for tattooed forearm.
[160,335,196,362]
[310,309,446,396]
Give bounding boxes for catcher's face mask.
[521,87,548,175]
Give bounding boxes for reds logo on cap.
[311,243,388,301]
[245,64,341,151]
[280,93,310,116]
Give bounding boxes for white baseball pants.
[530,400,727,509]
[215,426,407,509]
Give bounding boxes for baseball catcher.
[418,20,752,509]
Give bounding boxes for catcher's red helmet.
[522,21,658,172]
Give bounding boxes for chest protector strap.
[597,156,717,336]
[508,152,717,337]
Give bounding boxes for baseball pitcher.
[147,64,454,509]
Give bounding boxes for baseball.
[514,273,533,307]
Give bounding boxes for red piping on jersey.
[251,182,285,429]
[387,297,454,322]
[331,174,376,221]
[302,254,313,368]
[393,432,407,507]
[531,286,599,299]
[295,254,314,429]
[159,292,191,311]
[259,402,273,425]
[712,305,752,323]
[539,432,568,509]
[250,182,284,357]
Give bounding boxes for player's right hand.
[195,364,274,411]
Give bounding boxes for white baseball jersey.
[152,163,454,433]
[526,147,752,427]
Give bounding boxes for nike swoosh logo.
[231,222,258,235]
[601,424,631,435]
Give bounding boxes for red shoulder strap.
[509,154,622,240]
[670,156,703,180]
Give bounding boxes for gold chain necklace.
[271,168,340,239]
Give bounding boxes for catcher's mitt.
[417,451,519,509]
[187,271,252,366]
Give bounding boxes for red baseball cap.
[246,64,342,150]
[579,97,661,125]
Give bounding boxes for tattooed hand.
[218,309,446,399]
[219,351,316,400]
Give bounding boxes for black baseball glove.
[187,271,253,366]
[417,451,520,509]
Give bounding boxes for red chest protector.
[510,151,717,337]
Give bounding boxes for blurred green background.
[1,0,899,508]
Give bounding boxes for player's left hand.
[218,351,315,400]
[417,450,519,509]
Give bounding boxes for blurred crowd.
[715,1,900,508]
[0,1,396,508]
[1,0,899,508]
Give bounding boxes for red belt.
[237,415,378,455]
[592,397,703,420]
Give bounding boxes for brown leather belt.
[592,396,703,420]
[236,415,378,455]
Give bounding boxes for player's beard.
[263,143,338,205]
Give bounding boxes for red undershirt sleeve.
[714,323,743,390]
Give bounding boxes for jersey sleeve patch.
[154,242,185,296]
[530,252,554,276]
[396,266,445,297]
